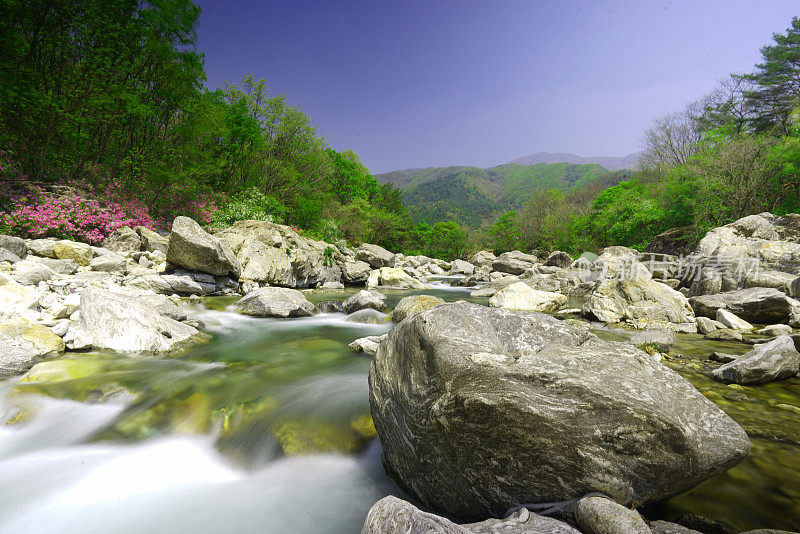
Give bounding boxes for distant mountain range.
[375,152,638,228]
[508,151,641,171]
[377,162,627,229]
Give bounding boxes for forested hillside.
[376,163,619,228]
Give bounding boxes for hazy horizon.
[197,0,800,173]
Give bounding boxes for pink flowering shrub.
[0,158,220,244]
[0,185,157,244]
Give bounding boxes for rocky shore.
[1,212,799,533]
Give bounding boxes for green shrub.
[211,188,286,227]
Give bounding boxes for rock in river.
[80,287,204,354]
[369,302,750,520]
[236,287,317,318]
[689,287,800,325]
[488,282,567,312]
[342,289,387,314]
[711,335,800,385]
[361,495,581,534]
[582,278,696,329]
[166,216,241,278]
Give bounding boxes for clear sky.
[196,0,800,173]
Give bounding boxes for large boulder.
[136,226,169,253]
[89,253,127,273]
[688,287,800,324]
[684,213,800,295]
[0,273,42,318]
[367,267,427,289]
[361,496,581,534]
[26,238,57,258]
[167,216,241,278]
[236,287,317,318]
[53,240,93,265]
[369,302,749,520]
[0,234,26,258]
[342,290,387,314]
[488,282,567,312]
[392,295,446,322]
[80,287,204,354]
[469,250,496,268]
[711,335,800,385]
[103,226,142,253]
[215,220,343,288]
[13,260,56,285]
[341,260,371,284]
[449,259,475,276]
[582,278,696,329]
[0,319,64,377]
[492,251,538,275]
[356,243,395,269]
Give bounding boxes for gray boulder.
[215,220,344,288]
[26,238,57,258]
[13,260,55,285]
[342,260,371,284]
[80,287,204,354]
[103,226,142,253]
[136,226,169,253]
[449,258,475,276]
[582,278,696,328]
[361,496,581,534]
[716,309,754,330]
[492,251,538,275]
[166,216,241,277]
[89,253,127,273]
[570,496,650,534]
[0,234,26,258]
[755,324,793,336]
[689,288,800,324]
[369,302,750,520]
[356,243,395,269]
[488,282,567,312]
[469,250,496,268]
[345,309,389,324]
[343,289,387,313]
[348,334,386,355]
[236,287,317,318]
[0,248,20,264]
[711,335,800,385]
[685,213,800,295]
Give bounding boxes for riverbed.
[0,283,798,533]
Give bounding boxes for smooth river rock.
[711,335,800,385]
[488,282,567,312]
[582,278,696,329]
[689,288,800,325]
[369,302,750,520]
[80,287,204,354]
[236,287,317,318]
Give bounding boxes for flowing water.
[0,283,798,532]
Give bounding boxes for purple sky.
[196,0,800,173]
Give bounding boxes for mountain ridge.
[508,151,641,170]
